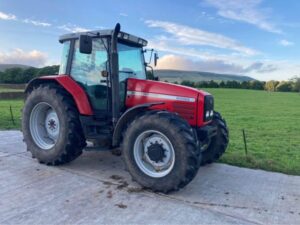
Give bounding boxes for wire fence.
[0,105,22,129]
[229,129,300,155]
[224,127,300,175]
[3,106,300,155]
[1,104,300,174]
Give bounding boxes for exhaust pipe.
[111,23,121,127]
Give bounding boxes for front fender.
[112,102,164,147]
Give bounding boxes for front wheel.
[201,111,229,166]
[122,111,200,193]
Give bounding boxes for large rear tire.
[122,111,201,193]
[22,84,86,165]
[201,111,229,166]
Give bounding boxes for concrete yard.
[0,130,299,225]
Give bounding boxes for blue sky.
[0,0,299,80]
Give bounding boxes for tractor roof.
[59,29,148,47]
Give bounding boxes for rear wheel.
[201,111,229,165]
[22,84,86,165]
[122,111,200,193]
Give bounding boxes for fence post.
[242,129,248,156]
[9,105,15,126]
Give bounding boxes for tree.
[219,81,225,88]
[181,80,195,87]
[208,80,219,88]
[276,81,293,92]
[22,67,38,83]
[291,77,300,92]
[225,80,241,89]
[250,80,265,90]
[3,68,24,83]
[0,71,3,83]
[265,80,279,92]
[37,65,59,76]
[241,81,250,89]
[0,65,59,84]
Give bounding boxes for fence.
[0,83,26,89]
[1,103,299,175]
[0,104,22,130]
[0,92,24,100]
[224,128,300,175]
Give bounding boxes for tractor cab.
[58,26,149,118]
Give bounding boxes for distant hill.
[154,69,255,83]
[0,64,31,72]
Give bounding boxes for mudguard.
[112,102,164,147]
[25,75,93,115]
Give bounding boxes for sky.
[0,0,299,81]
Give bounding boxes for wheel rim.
[133,130,175,178]
[29,102,60,150]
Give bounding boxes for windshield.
[118,43,146,82]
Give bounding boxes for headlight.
[203,95,214,122]
[206,111,210,118]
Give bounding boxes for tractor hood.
[126,78,209,100]
[126,78,211,127]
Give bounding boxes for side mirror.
[79,35,92,54]
[154,53,159,67]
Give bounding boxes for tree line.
[0,65,59,84]
[1,66,299,92]
[173,78,300,92]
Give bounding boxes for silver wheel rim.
[133,130,175,178]
[29,102,60,150]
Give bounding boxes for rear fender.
[112,102,164,147]
[25,75,93,115]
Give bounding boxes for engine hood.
[126,78,210,100]
[126,78,211,127]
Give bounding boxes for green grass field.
[203,88,300,175]
[0,88,299,175]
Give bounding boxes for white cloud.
[279,39,294,47]
[23,19,51,27]
[204,0,281,33]
[156,54,300,81]
[0,49,47,67]
[0,11,52,28]
[146,20,258,56]
[0,11,16,20]
[58,24,89,33]
[157,54,277,75]
[144,20,294,80]
[148,38,236,62]
[120,13,128,17]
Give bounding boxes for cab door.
[70,38,109,114]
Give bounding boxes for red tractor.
[22,24,228,193]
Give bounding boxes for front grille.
[173,102,195,120]
[203,95,214,122]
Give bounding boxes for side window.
[71,39,108,85]
[71,38,109,111]
[59,41,70,75]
